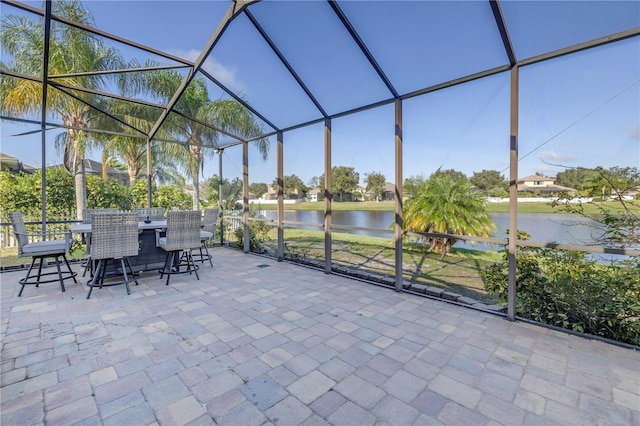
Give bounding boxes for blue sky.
[1,1,639,187]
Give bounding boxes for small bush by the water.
[233,221,271,252]
[482,246,640,346]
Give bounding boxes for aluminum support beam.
[146,138,152,208]
[198,68,279,133]
[518,28,640,67]
[277,132,284,260]
[2,0,192,67]
[507,66,519,321]
[324,118,332,273]
[490,0,517,66]
[394,99,403,292]
[40,0,52,234]
[243,141,250,253]
[327,0,399,98]
[219,150,224,246]
[245,10,327,118]
[148,0,255,141]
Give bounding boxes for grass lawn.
[259,228,502,304]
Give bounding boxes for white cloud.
[169,49,247,95]
[538,150,577,163]
[535,166,558,178]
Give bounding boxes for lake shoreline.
[249,200,634,215]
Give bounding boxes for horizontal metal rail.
[408,231,639,257]
[331,224,394,235]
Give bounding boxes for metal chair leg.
[120,259,131,295]
[18,258,37,297]
[86,259,105,299]
[53,256,66,293]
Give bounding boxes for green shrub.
[482,245,640,346]
[233,220,271,253]
[86,174,132,210]
[153,185,192,211]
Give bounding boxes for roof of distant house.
[0,152,36,173]
[517,174,555,183]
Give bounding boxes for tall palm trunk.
[189,135,202,210]
[63,120,88,219]
[125,158,141,186]
[74,169,87,219]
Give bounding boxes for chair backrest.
[82,208,118,224]
[135,208,165,221]
[90,212,139,260]
[202,208,219,233]
[9,212,28,256]
[164,210,202,251]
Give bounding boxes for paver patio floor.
[1,247,638,425]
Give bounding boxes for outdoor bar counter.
[70,220,168,273]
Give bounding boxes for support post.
[324,118,332,273]
[394,99,403,292]
[277,131,284,260]
[507,66,519,321]
[243,141,250,253]
[40,1,52,234]
[218,149,224,246]
[146,138,153,208]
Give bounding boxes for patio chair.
[86,212,140,299]
[9,212,78,297]
[134,208,165,222]
[193,208,218,267]
[157,210,201,285]
[81,208,118,277]
[82,208,118,224]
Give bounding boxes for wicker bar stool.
[86,212,140,299]
[158,210,201,285]
[9,212,78,296]
[192,208,218,267]
[81,208,118,277]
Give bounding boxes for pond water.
[260,209,611,250]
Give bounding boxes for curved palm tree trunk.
[74,168,87,219]
[189,141,202,210]
[192,174,200,210]
[128,169,138,187]
[64,125,88,220]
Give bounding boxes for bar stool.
[86,212,140,299]
[193,207,218,267]
[9,212,78,296]
[158,210,201,285]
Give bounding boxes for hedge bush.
[482,245,640,346]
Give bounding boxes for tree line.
[247,165,640,201]
[0,168,244,221]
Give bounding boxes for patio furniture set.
[8,208,219,299]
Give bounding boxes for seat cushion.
[200,231,213,240]
[22,240,67,256]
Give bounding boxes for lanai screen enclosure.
[1,0,639,322]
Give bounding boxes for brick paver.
[1,247,639,425]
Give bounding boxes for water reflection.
[262,210,607,245]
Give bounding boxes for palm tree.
[124,67,269,209]
[101,136,187,187]
[1,0,124,218]
[92,99,183,187]
[403,172,495,257]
